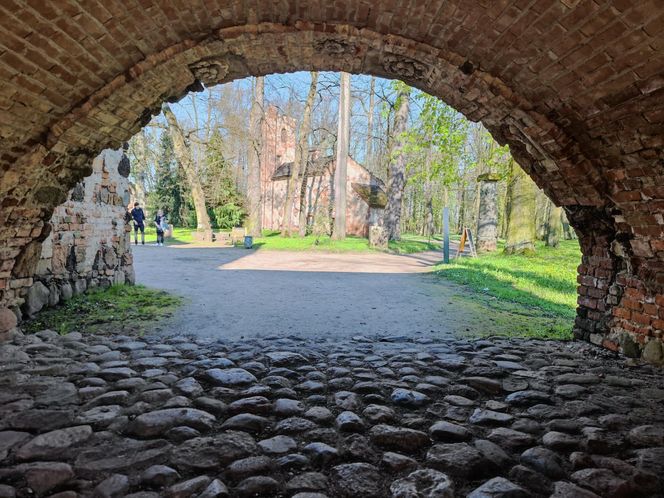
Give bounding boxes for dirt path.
[132,246,517,341]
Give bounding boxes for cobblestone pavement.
[1,330,663,497]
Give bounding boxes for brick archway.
[1,2,663,359]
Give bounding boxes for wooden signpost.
[456,227,477,259]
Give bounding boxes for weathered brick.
[0,0,662,359]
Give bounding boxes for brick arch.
[1,2,663,360]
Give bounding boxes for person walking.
[154,209,166,246]
[130,202,146,245]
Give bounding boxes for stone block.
[369,226,387,250]
[23,281,50,316]
[0,306,18,333]
[194,230,214,243]
[642,340,663,365]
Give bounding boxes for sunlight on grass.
[24,284,182,335]
[156,227,450,254]
[254,230,372,252]
[434,239,580,339]
[144,226,194,245]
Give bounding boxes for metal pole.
[443,207,450,264]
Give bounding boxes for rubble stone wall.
[0,149,134,338]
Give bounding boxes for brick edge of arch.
[1,22,662,362]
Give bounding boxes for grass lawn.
[154,227,448,254]
[434,239,580,340]
[24,284,182,336]
[143,226,194,245]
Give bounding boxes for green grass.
[388,233,459,254]
[24,284,182,336]
[142,226,194,245]
[254,230,372,252]
[156,227,451,254]
[434,239,580,339]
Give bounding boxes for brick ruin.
[0,1,662,362]
[0,149,134,339]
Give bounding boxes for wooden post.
[443,207,450,264]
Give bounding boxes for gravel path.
[133,246,504,341]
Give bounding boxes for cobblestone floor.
[1,330,663,497]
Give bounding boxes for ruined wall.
[570,206,664,365]
[0,149,134,340]
[261,106,297,230]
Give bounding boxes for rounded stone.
[331,463,382,497]
[390,469,454,498]
[258,435,297,455]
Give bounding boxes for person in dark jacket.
[130,202,146,245]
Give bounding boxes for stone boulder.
[23,281,50,316]
[0,307,18,342]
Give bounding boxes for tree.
[162,103,212,233]
[246,76,264,237]
[400,92,468,237]
[333,72,350,240]
[204,129,245,229]
[297,72,319,236]
[366,76,375,170]
[545,200,563,247]
[127,128,156,208]
[281,72,318,236]
[148,132,188,226]
[504,160,537,254]
[385,82,411,241]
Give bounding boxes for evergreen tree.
[148,132,189,226]
[204,129,246,229]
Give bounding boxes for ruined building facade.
[259,106,386,236]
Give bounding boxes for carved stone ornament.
[189,58,230,85]
[383,54,428,81]
[314,38,356,55]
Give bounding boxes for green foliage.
[435,239,580,339]
[147,132,192,227]
[204,129,246,229]
[24,284,182,336]
[404,93,469,185]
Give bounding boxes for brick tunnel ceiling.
[0,1,663,351]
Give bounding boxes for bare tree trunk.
[458,186,466,233]
[476,175,499,252]
[561,209,576,240]
[333,72,350,240]
[545,201,563,247]
[162,104,212,232]
[385,86,411,241]
[131,129,149,207]
[504,161,537,255]
[366,76,375,171]
[280,72,317,236]
[246,76,264,237]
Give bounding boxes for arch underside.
[0,2,663,357]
